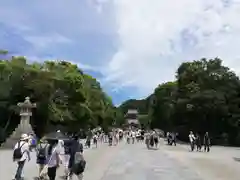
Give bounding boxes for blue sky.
[1,0,240,105]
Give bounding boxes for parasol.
[43,131,69,140]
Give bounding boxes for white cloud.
[0,1,115,47]
[103,0,240,97]
[0,1,116,72]
[90,0,111,13]
[2,0,240,101]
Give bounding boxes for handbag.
[72,152,86,175]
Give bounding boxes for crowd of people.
[124,129,161,149]
[13,131,86,180]
[188,131,211,152]
[12,128,129,180]
[11,128,211,180]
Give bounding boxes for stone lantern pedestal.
[0,97,36,149]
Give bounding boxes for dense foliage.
[120,58,240,146]
[119,98,150,114]
[0,52,124,141]
[2,52,239,146]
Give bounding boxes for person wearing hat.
[13,133,31,180]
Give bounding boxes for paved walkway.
[163,140,240,180]
[88,139,240,180]
[98,141,202,180]
[2,139,240,180]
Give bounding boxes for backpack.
[72,152,86,174]
[37,143,47,160]
[75,141,83,153]
[13,142,25,160]
[72,159,86,174]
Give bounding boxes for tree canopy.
[0,53,124,141]
[2,52,240,146]
[118,98,150,115]
[119,58,240,146]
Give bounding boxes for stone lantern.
[1,97,36,149]
[17,97,36,132]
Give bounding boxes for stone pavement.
[2,139,240,180]
[90,139,240,180]
[163,141,240,180]
[99,141,203,180]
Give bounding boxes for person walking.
[85,135,91,148]
[36,139,49,179]
[13,134,31,180]
[62,139,72,178]
[46,139,60,180]
[203,132,211,152]
[93,134,98,148]
[108,131,113,146]
[115,131,119,145]
[131,130,136,144]
[119,130,123,141]
[145,132,150,149]
[195,133,202,151]
[189,131,195,151]
[171,132,177,146]
[67,135,85,180]
[153,131,159,148]
[126,132,130,144]
[166,132,170,145]
[149,131,155,148]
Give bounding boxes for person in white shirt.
[189,131,195,151]
[131,131,136,144]
[57,138,70,178]
[136,130,141,142]
[57,139,64,161]
[13,134,31,180]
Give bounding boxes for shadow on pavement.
[233,157,240,162]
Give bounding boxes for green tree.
[0,55,123,142]
[121,58,240,145]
